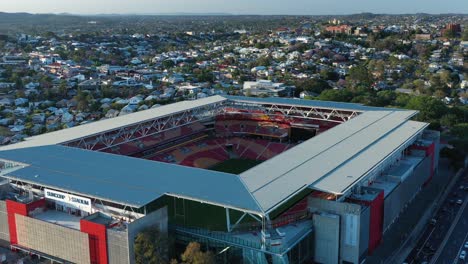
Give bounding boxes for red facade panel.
[411,143,435,186]
[80,219,108,264]
[347,190,384,255]
[368,191,384,254]
[5,200,28,245]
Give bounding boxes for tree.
[346,65,372,91]
[162,60,175,69]
[319,68,339,81]
[450,123,468,139]
[429,74,444,90]
[317,89,353,102]
[294,78,330,95]
[434,89,447,99]
[367,59,385,81]
[405,96,447,122]
[439,70,452,85]
[58,80,68,98]
[255,56,271,67]
[134,226,169,264]
[180,242,215,264]
[73,90,90,112]
[440,114,459,127]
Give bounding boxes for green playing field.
[209,159,263,174]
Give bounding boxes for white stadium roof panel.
[0,95,227,151]
[240,110,418,213]
[240,110,393,192]
[312,120,428,194]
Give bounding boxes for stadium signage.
[44,188,92,213]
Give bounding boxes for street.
[406,169,468,264]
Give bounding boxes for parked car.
[457,199,463,205]
[460,250,466,260]
[464,241,468,249]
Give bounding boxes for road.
[405,169,468,264]
[433,193,468,264]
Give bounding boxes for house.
[460,80,468,89]
[13,107,30,116]
[243,80,295,97]
[178,84,201,95]
[160,88,176,99]
[0,118,13,126]
[128,96,143,105]
[24,82,40,90]
[115,99,129,105]
[162,75,185,84]
[145,95,159,101]
[138,104,149,111]
[0,83,15,89]
[415,34,432,40]
[32,113,46,124]
[119,105,138,116]
[105,109,120,118]
[9,125,25,132]
[460,97,468,105]
[14,98,29,106]
[78,79,103,90]
[61,112,74,124]
[0,98,14,106]
[325,25,353,34]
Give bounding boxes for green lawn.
[209,159,263,174]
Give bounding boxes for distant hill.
[0,12,86,25]
[90,12,234,17]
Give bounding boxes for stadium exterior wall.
[312,212,340,264]
[382,156,430,232]
[107,228,130,264]
[308,197,366,264]
[0,197,168,264]
[359,205,371,258]
[15,214,91,263]
[0,201,10,246]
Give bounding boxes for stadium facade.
[0,95,439,264]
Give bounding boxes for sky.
[0,0,467,15]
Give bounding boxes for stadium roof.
[0,96,427,216]
[0,96,227,151]
[224,95,400,112]
[0,145,262,213]
[239,110,422,213]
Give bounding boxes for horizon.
[1,11,468,16]
[1,0,467,16]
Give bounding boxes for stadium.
[0,95,439,264]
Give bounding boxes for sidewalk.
[367,159,455,264]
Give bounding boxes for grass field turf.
[209,158,263,174]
